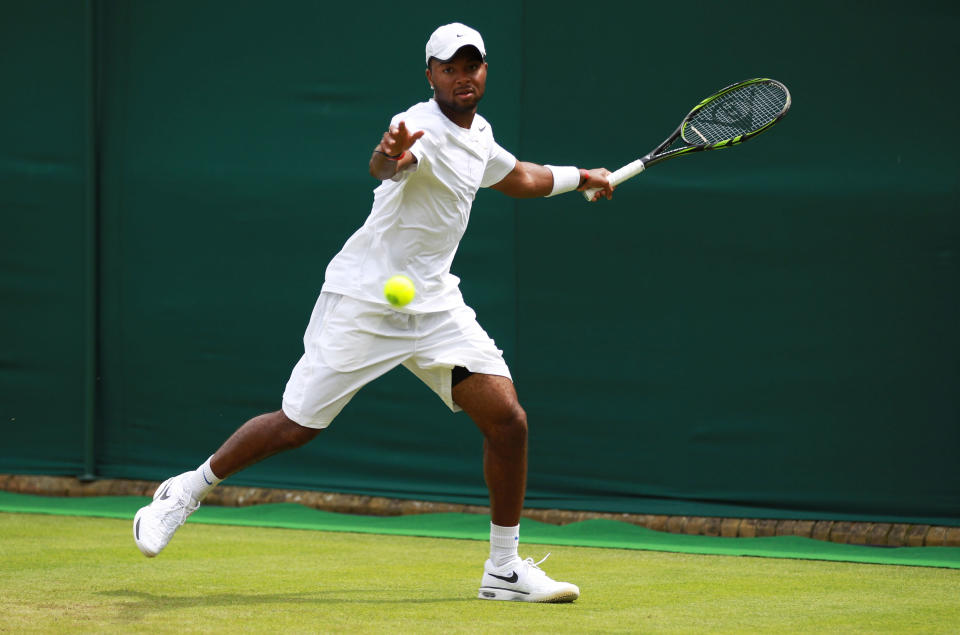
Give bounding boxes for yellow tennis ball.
[384,274,415,307]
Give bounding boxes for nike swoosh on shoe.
[489,571,518,583]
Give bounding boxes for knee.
[481,404,528,445]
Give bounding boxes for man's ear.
[425,67,434,91]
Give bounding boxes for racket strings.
[682,81,788,145]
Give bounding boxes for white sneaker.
[133,473,200,557]
[478,553,580,603]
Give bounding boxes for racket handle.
[582,159,646,201]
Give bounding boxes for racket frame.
[583,78,791,200]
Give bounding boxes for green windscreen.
[1,1,957,525]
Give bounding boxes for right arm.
[491,162,613,200]
[369,120,423,180]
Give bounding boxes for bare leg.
[452,374,527,526]
[210,410,321,479]
[134,410,320,558]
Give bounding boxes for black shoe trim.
[480,586,529,595]
[135,517,141,539]
[489,571,519,583]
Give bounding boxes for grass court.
[3,512,959,633]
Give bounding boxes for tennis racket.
[583,78,791,201]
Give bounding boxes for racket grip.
[582,159,646,201]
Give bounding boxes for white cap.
[425,23,486,66]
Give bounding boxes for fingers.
[389,121,406,145]
[601,169,614,200]
[380,120,424,155]
[393,121,419,144]
[380,130,400,156]
[381,122,404,154]
[584,168,614,201]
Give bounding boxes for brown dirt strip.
[2,474,957,547]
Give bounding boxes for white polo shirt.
[322,99,517,313]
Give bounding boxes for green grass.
[2,512,959,633]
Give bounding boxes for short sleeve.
[480,141,517,188]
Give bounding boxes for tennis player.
[134,22,613,603]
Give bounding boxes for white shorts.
[281,293,512,428]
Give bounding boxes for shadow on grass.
[98,588,473,621]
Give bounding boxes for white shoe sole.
[133,476,176,558]
[133,507,159,557]
[478,586,579,603]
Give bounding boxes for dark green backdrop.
[2,1,957,524]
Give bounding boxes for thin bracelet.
[578,168,590,189]
[376,149,404,161]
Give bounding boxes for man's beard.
[439,91,483,113]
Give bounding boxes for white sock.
[490,522,520,568]
[182,456,223,501]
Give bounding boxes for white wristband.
[545,165,580,197]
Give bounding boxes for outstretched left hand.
[379,120,424,158]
